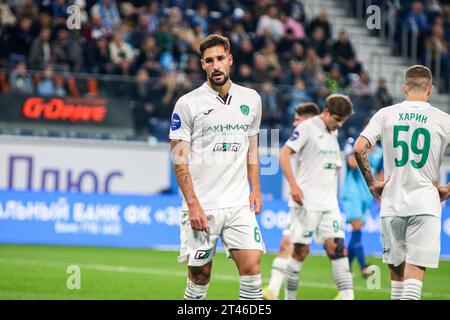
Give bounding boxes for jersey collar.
[202,81,234,105]
[402,100,431,108]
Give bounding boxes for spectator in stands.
[277,28,297,61]
[280,11,305,40]
[15,0,39,20]
[184,54,202,82]
[256,5,285,42]
[304,47,323,84]
[289,42,306,62]
[307,26,331,60]
[0,0,16,27]
[131,68,157,137]
[183,22,206,54]
[28,27,52,70]
[405,1,429,34]
[288,79,312,117]
[229,23,250,48]
[88,36,113,74]
[307,10,332,40]
[349,70,372,96]
[234,63,253,86]
[190,2,209,35]
[280,59,305,85]
[325,63,348,94]
[37,66,66,97]
[146,0,160,34]
[332,30,362,75]
[252,53,272,83]
[134,35,160,76]
[375,78,393,108]
[259,40,283,81]
[132,13,153,49]
[233,39,254,69]
[84,12,109,43]
[7,17,35,64]
[51,0,69,26]
[261,81,283,127]
[9,61,33,95]
[404,1,429,59]
[109,31,135,75]
[426,23,449,90]
[52,28,83,72]
[90,0,121,34]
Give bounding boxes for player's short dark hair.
[324,94,353,117]
[199,34,231,57]
[295,102,320,117]
[404,65,432,92]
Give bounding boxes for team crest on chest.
[240,104,249,116]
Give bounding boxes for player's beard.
[209,71,229,86]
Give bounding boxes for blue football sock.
[349,230,366,269]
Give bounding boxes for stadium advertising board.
[0,191,449,257]
[0,136,170,194]
[0,94,132,127]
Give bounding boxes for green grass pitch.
[0,244,449,300]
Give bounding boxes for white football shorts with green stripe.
[178,205,266,267]
[288,207,345,245]
[381,215,441,268]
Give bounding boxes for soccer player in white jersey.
[263,102,320,300]
[281,94,355,300]
[169,34,265,300]
[354,65,450,300]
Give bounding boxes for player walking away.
[280,94,355,300]
[354,65,450,300]
[262,102,320,300]
[342,123,383,279]
[169,34,265,300]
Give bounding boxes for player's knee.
[239,263,260,276]
[190,273,210,285]
[189,265,211,285]
[293,244,309,261]
[280,235,293,253]
[326,238,347,260]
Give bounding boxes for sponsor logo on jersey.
[213,143,241,152]
[203,124,251,134]
[171,113,181,130]
[302,231,314,238]
[203,109,214,116]
[289,130,300,141]
[240,104,250,116]
[195,249,212,260]
[324,162,338,169]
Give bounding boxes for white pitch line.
[0,258,449,299]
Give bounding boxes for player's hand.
[188,205,209,232]
[433,181,450,202]
[369,180,387,200]
[291,184,304,205]
[249,190,263,215]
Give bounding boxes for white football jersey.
[169,82,262,210]
[361,100,450,217]
[285,116,342,211]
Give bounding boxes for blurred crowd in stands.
[0,0,448,143]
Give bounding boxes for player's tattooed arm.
[248,134,262,214]
[170,140,208,231]
[354,136,387,199]
[353,137,375,187]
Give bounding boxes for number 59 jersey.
[361,101,450,218]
